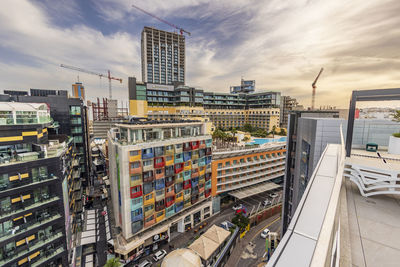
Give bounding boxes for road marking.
[251,216,281,241]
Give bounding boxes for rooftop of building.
[0,102,48,112]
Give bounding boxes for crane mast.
[60,64,122,99]
[311,68,324,110]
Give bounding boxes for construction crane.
[131,4,191,36]
[311,67,324,110]
[60,64,122,99]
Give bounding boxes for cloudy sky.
[0,0,399,108]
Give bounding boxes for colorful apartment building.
[211,143,286,197]
[108,120,214,262]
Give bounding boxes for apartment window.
[155,158,163,164]
[131,186,141,194]
[166,155,173,161]
[70,106,81,115]
[247,157,252,162]
[225,161,230,167]
[130,150,139,156]
[240,158,245,163]
[254,156,258,160]
[156,189,164,196]
[166,186,173,193]
[130,174,141,183]
[145,193,154,201]
[155,168,163,174]
[73,136,83,144]
[132,197,142,206]
[217,170,222,176]
[130,162,140,169]
[233,160,238,165]
[143,160,152,166]
[144,204,154,212]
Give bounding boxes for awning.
[228,182,281,199]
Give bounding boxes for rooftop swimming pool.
[248,136,287,145]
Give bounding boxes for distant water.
[248,137,287,145]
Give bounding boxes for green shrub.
[393,133,400,138]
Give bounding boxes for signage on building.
[147,83,174,91]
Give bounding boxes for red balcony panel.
[205,189,211,198]
[154,157,165,168]
[174,163,184,174]
[183,180,191,190]
[191,141,200,150]
[165,196,175,207]
[130,185,142,199]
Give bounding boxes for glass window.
[0,173,8,189]
[130,162,140,169]
[145,194,154,201]
[225,161,230,167]
[130,174,141,182]
[218,163,222,169]
[132,197,142,206]
[155,158,163,164]
[143,160,152,166]
[70,106,81,115]
[130,150,139,156]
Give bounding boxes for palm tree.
[231,128,238,144]
[271,125,276,138]
[105,258,121,267]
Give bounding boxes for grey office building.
[281,110,400,235]
[141,27,185,85]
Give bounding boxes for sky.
[0,0,399,109]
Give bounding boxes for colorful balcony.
[155,199,165,212]
[165,155,174,166]
[199,176,205,185]
[154,146,164,157]
[165,185,175,198]
[155,190,165,201]
[165,176,175,187]
[205,180,212,190]
[183,180,191,190]
[174,153,183,164]
[155,210,165,223]
[199,157,206,167]
[154,157,165,168]
[165,145,174,156]
[144,204,155,218]
[183,142,191,151]
[143,171,154,183]
[206,155,212,164]
[206,139,212,148]
[174,144,182,153]
[183,151,192,162]
[191,169,199,179]
[174,182,183,194]
[183,191,191,201]
[165,165,174,176]
[191,152,199,161]
[199,167,205,176]
[166,204,175,218]
[131,196,143,211]
[165,196,175,208]
[199,185,205,194]
[199,149,206,158]
[155,168,164,179]
[175,192,183,202]
[175,201,184,213]
[144,214,155,228]
[142,148,154,159]
[191,141,200,150]
[192,162,199,169]
[144,192,155,206]
[206,147,212,156]
[174,163,184,174]
[205,173,211,181]
[131,208,143,222]
[206,164,212,173]
[205,189,211,198]
[191,177,199,188]
[130,174,142,187]
[129,150,141,162]
[184,199,191,208]
[142,162,154,172]
[183,170,191,181]
[129,161,141,175]
[130,185,142,199]
[199,140,206,149]
[184,161,192,171]
[155,178,165,190]
[175,175,183,183]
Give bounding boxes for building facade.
[128,77,281,132]
[108,120,213,262]
[280,96,300,128]
[211,144,286,197]
[0,103,74,266]
[0,89,90,183]
[141,27,185,85]
[230,79,255,94]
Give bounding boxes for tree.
[242,124,254,133]
[279,128,286,136]
[232,213,250,231]
[393,110,400,138]
[271,125,277,138]
[105,258,121,267]
[242,136,250,142]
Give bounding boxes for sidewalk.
[225,214,280,267]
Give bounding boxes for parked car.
[153,249,167,262]
[232,204,243,211]
[220,221,235,230]
[136,259,152,267]
[269,193,279,199]
[263,199,272,206]
[260,228,270,238]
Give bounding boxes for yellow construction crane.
[311,68,324,110]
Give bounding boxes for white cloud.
[0,0,399,109]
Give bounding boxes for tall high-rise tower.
[141,26,185,85]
